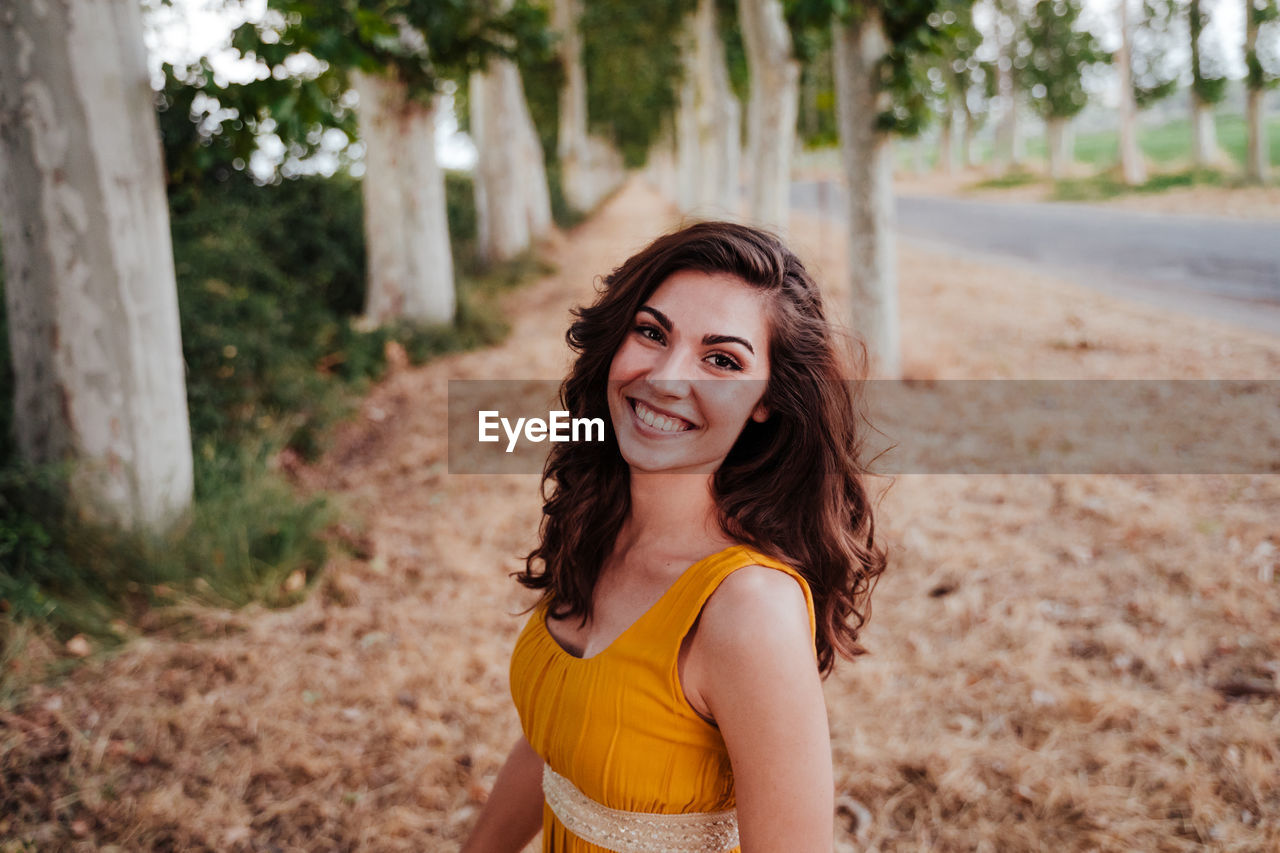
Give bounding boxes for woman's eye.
[634,324,664,342]
[708,353,743,371]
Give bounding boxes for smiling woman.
[461,221,886,853]
[607,270,773,476]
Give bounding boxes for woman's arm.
[686,566,835,853]
[459,735,545,853]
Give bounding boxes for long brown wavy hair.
[517,221,886,676]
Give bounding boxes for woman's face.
[607,270,771,477]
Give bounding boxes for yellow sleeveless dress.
[509,543,818,852]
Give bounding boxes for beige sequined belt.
[542,764,740,853]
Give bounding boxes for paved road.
[791,180,1280,337]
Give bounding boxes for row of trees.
[0,0,567,533]
[1,0,1276,534]
[915,0,1280,184]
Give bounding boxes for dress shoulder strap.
[643,544,818,663]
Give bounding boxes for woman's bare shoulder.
[695,564,812,661]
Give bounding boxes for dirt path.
[3,179,1278,851]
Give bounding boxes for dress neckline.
[540,543,750,662]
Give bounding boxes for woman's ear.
[751,401,770,423]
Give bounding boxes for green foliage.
[789,0,968,137]
[231,0,553,98]
[0,453,330,640]
[514,34,565,170]
[1130,0,1180,108]
[1021,0,1109,121]
[162,0,553,188]
[797,33,840,148]
[157,54,358,191]
[880,0,966,136]
[1188,0,1227,105]
[910,0,986,137]
[1051,167,1229,201]
[972,168,1041,190]
[169,173,367,456]
[580,0,686,167]
[1246,0,1280,92]
[718,0,751,107]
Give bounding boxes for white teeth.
[633,400,691,432]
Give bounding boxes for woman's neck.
[615,471,727,557]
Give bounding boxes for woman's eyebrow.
[702,334,755,355]
[637,306,756,355]
[637,305,672,331]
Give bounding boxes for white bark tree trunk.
[937,105,958,175]
[552,0,624,215]
[1116,0,1148,185]
[1046,116,1074,179]
[676,0,742,218]
[644,124,680,199]
[1188,0,1223,169]
[1245,88,1268,183]
[676,51,701,212]
[1244,9,1269,183]
[1190,92,1222,168]
[471,57,553,264]
[994,3,1021,173]
[961,107,976,168]
[353,70,455,325]
[833,10,901,379]
[555,0,591,212]
[0,0,192,531]
[738,0,800,233]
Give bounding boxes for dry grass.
[2,179,1277,852]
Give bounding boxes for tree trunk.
[1190,93,1221,168]
[1188,0,1222,168]
[552,0,623,214]
[833,10,901,379]
[994,2,1021,173]
[554,0,591,212]
[936,105,955,175]
[1046,116,1074,179]
[676,44,701,212]
[644,123,680,199]
[676,0,742,217]
[1245,87,1268,183]
[1116,0,1148,185]
[353,71,455,325]
[994,56,1016,172]
[738,0,800,233]
[961,103,976,168]
[470,57,553,264]
[0,0,192,531]
[1244,7,1269,183]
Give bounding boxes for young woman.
[461,222,885,853]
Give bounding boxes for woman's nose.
[645,346,695,396]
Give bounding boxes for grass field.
[1028,114,1280,169]
[933,113,1280,174]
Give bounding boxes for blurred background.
[1,0,1278,850]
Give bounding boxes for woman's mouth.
[629,398,696,433]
